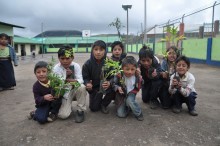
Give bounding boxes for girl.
[159,46,180,109]
[0,33,18,91]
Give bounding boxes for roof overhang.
[0,21,25,29]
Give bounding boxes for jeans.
[117,93,142,117]
[35,98,62,124]
[172,91,197,111]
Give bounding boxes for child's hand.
[118,87,124,94]
[86,80,93,91]
[102,81,110,90]
[152,69,157,78]
[44,94,54,101]
[171,78,179,89]
[66,78,77,82]
[135,66,141,76]
[177,82,182,89]
[161,72,168,79]
[66,68,73,76]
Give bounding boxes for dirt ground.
[0,53,220,146]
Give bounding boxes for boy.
[0,33,18,91]
[113,56,144,121]
[53,46,87,123]
[169,56,198,116]
[31,61,62,124]
[138,45,162,109]
[82,40,114,113]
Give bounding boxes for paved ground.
[0,53,220,146]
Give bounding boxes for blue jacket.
[8,44,18,66]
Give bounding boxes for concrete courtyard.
[0,53,220,146]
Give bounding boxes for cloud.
[0,0,219,37]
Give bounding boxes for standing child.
[82,40,114,113]
[53,46,87,123]
[113,56,143,121]
[0,33,18,91]
[159,46,180,109]
[31,61,62,124]
[138,45,162,109]
[169,56,198,116]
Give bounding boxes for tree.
[109,17,125,41]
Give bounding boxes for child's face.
[122,64,136,78]
[58,56,74,69]
[0,37,8,46]
[93,46,105,60]
[140,57,152,69]
[176,60,189,76]
[167,48,177,62]
[35,67,48,83]
[112,45,123,58]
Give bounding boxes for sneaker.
[101,105,109,114]
[75,111,85,123]
[189,110,198,116]
[5,87,15,90]
[150,101,159,109]
[47,112,57,122]
[135,113,144,121]
[172,108,181,114]
[27,111,35,120]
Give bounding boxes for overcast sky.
[1,0,219,37]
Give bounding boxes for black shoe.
[135,113,144,121]
[75,111,85,123]
[189,110,198,116]
[27,111,35,120]
[150,101,159,109]
[47,112,57,122]
[172,108,181,114]
[101,105,109,114]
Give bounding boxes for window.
[31,45,36,52]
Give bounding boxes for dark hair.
[0,33,9,39]
[34,61,48,73]
[175,55,190,68]
[167,46,180,58]
[58,45,74,58]
[139,45,154,60]
[92,40,106,49]
[121,56,138,68]
[111,41,124,52]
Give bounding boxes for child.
[138,45,162,109]
[159,46,180,109]
[169,56,198,116]
[110,41,126,63]
[31,61,62,124]
[82,40,114,113]
[53,46,87,123]
[0,33,18,91]
[113,56,144,121]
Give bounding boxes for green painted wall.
[182,39,207,59]
[212,38,220,61]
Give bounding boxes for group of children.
[28,39,198,124]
